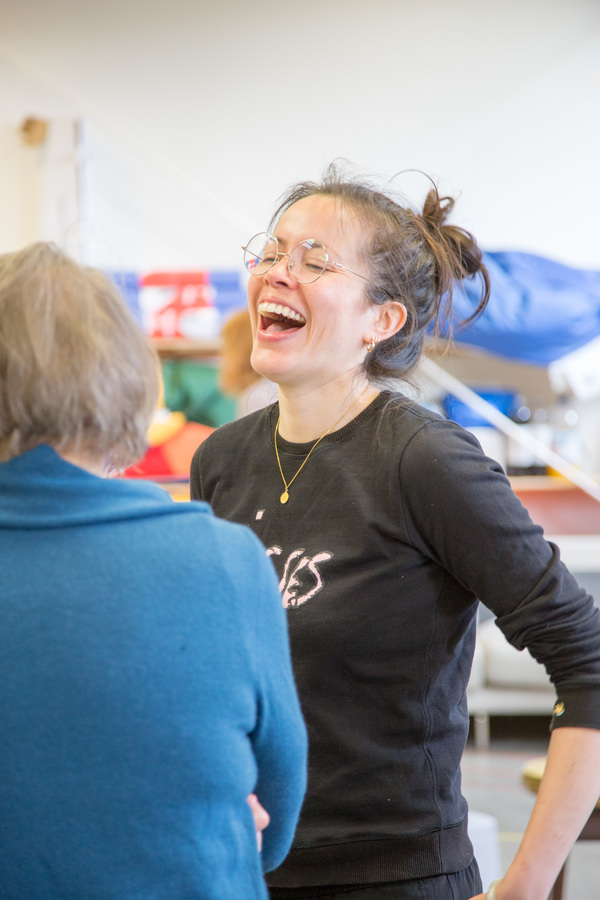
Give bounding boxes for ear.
[367,301,407,343]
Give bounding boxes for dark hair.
[0,242,160,468]
[270,163,490,384]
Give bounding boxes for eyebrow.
[273,233,347,261]
[271,232,289,250]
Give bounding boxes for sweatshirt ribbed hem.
[266,819,473,888]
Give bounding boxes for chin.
[250,346,283,383]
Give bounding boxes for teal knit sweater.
[0,446,306,899]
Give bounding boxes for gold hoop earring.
[366,336,379,353]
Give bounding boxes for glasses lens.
[289,239,328,284]
[243,232,278,276]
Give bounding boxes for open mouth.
[258,301,306,334]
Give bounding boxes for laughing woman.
[190,165,600,900]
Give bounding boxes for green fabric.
[162,360,235,428]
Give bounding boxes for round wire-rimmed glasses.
[242,231,390,296]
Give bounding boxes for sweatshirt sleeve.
[245,536,308,872]
[190,440,206,501]
[399,417,600,732]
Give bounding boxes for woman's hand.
[467,878,501,900]
[247,793,270,851]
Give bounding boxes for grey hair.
[0,242,160,469]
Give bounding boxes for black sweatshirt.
[190,391,600,889]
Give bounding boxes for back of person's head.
[0,242,159,469]
[219,308,261,396]
[271,162,490,384]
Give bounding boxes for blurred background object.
[219,309,277,419]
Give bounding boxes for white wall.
[1,0,600,272]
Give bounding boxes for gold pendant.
[280,490,289,504]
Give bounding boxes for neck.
[57,447,107,476]
[277,378,378,443]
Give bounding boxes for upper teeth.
[258,301,306,324]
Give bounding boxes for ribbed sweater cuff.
[550,685,600,731]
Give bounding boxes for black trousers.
[269,859,483,900]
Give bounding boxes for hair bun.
[420,188,485,282]
[421,189,454,232]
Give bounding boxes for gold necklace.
[274,386,370,504]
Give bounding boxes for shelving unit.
[152,337,221,359]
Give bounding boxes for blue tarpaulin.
[445,251,600,366]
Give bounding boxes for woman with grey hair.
[191,164,600,900]
[0,242,307,899]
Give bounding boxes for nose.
[263,252,297,287]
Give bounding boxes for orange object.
[123,421,213,480]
